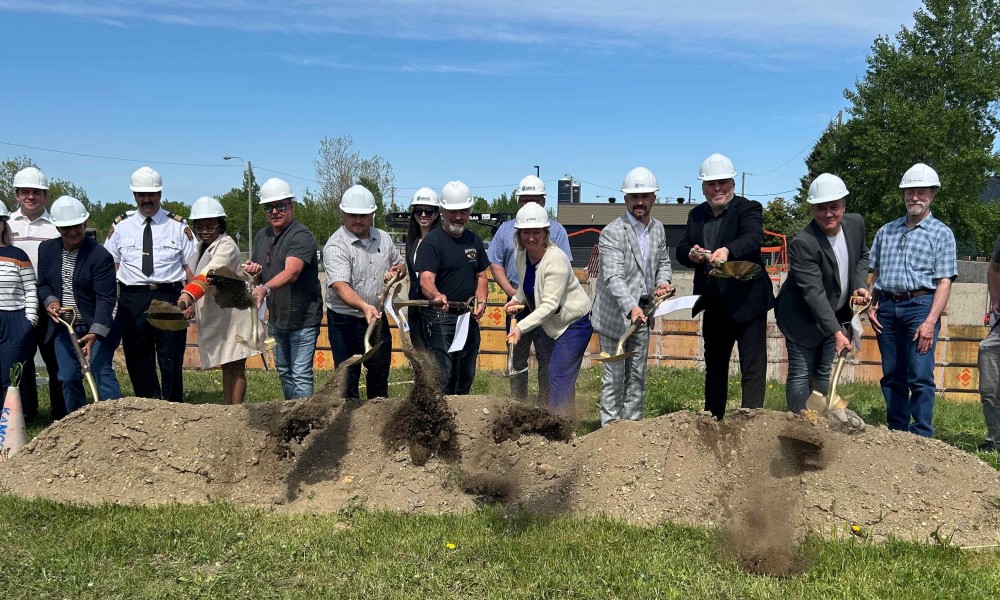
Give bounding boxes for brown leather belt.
[881,289,932,302]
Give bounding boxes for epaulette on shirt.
[108,212,129,238]
[167,211,195,241]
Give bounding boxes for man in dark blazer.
[676,153,775,419]
[775,173,870,413]
[37,196,122,414]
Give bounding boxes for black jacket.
[37,236,118,341]
[675,195,775,323]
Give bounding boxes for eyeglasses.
[263,202,292,214]
[413,207,437,217]
[194,224,219,233]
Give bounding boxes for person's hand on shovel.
[834,330,852,356]
[77,333,97,358]
[506,326,522,345]
[629,306,647,327]
[503,299,523,315]
[362,303,382,325]
[46,301,63,323]
[655,282,675,299]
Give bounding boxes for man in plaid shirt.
[866,163,957,437]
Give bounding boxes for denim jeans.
[269,323,319,400]
[422,309,480,395]
[508,305,554,403]
[54,324,123,413]
[784,336,835,413]
[547,315,593,411]
[875,295,939,437]
[978,323,1000,444]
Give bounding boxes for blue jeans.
[422,309,480,395]
[785,337,835,413]
[547,315,593,411]
[54,324,123,413]
[875,295,939,437]
[269,323,319,400]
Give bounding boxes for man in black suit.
[676,153,775,419]
[774,173,871,412]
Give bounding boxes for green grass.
[5,367,1000,598]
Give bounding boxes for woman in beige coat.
[503,204,593,410]
[177,197,260,404]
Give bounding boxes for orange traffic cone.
[0,364,28,459]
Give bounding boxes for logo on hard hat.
[522,186,536,192]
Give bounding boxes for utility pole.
[534,165,540,177]
[741,172,746,197]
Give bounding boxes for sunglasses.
[413,207,438,217]
[263,202,292,214]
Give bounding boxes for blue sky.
[0,0,924,212]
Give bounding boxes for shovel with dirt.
[586,289,675,363]
[339,272,406,369]
[489,304,527,378]
[145,299,189,331]
[690,248,762,281]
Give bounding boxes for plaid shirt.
[322,226,401,317]
[870,213,957,295]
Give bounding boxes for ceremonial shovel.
[55,308,100,403]
[805,296,872,416]
[339,272,406,369]
[586,289,675,363]
[690,248,762,281]
[488,304,527,378]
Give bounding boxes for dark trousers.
[119,285,186,402]
[21,305,64,420]
[328,310,392,400]
[408,306,428,351]
[423,308,480,395]
[702,307,767,419]
[508,305,554,403]
[0,310,35,409]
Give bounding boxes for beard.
[443,220,465,236]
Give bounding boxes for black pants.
[328,310,392,400]
[702,307,767,419]
[408,305,427,351]
[119,285,186,402]
[423,308,480,395]
[21,306,65,420]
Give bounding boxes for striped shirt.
[0,245,39,326]
[870,213,957,294]
[322,226,402,317]
[61,249,79,310]
[9,209,58,272]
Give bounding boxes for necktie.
[142,217,154,276]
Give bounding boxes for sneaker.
[977,441,998,453]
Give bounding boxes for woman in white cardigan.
[503,203,593,410]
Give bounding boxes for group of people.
[0,155,981,446]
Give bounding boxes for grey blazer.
[775,213,869,348]
[591,214,672,338]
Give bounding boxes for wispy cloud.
[275,53,523,76]
[0,0,922,49]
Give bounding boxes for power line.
[0,140,231,168]
[573,177,619,192]
[745,188,797,197]
[745,133,822,177]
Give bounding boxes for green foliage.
[0,155,35,211]
[762,196,811,245]
[800,0,1000,253]
[359,175,388,230]
[313,135,396,238]
[295,188,339,247]
[216,164,266,251]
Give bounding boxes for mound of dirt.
[3,390,1000,549]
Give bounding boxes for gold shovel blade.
[805,390,829,414]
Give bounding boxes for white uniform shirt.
[9,208,59,270]
[104,208,196,285]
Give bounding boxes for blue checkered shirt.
[870,213,957,295]
[487,219,572,288]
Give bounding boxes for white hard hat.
[899,163,941,188]
[440,180,474,211]
[620,167,659,194]
[130,166,163,193]
[698,153,737,181]
[0,202,9,219]
[50,196,90,227]
[411,187,439,207]
[341,184,377,215]
[516,175,546,197]
[514,202,550,229]
[259,178,294,204]
[13,167,49,191]
[190,196,227,220]
[807,173,849,204]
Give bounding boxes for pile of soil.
[3,379,1000,551]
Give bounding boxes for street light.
[533,165,540,177]
[223,156,253,257]
[683,185,692,203]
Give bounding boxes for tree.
[0,155,37,211]
[216,165,264,251]
[314,135,396,233]
[763,196,810,244]
[799,0,1000,254]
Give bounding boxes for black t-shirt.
[414,226,488,300]
[251,220,323,330]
